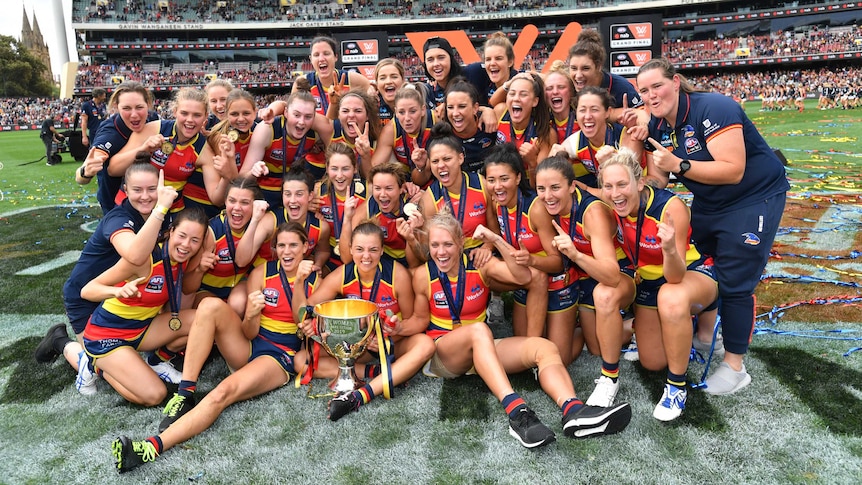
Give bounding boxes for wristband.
[155,205,169,215]
[79,166,92,180]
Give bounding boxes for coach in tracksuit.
[636,58,788,396]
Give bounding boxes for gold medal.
[354,180,364,195]
[333,244,340,257]
[228,129,239,142]
[168,316,182,331]
[161,141,174,155]
[634,269,643,286]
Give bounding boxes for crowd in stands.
[73,25,862,91]
[75,0,566,23]
[665,26,862,64]
[0,98,81,127]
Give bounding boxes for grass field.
[0,100,860,483]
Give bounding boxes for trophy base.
[328,365,365,395]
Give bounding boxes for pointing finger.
[646,137,664,150]
[551,219,567,236]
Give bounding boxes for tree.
[0,35,52,97]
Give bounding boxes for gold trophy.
[309,299,379,395]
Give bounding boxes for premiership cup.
[310,299,379,395]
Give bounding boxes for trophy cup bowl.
[311,299,379,395]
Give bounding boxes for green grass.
[0,100,861,482]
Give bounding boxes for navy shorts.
[635,256,716,308]
[250,336,296,375]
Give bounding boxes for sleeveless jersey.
[259,116,322,198]
[496,192,544,255]
[317,181,368,266]
[200,212,253,296]
[365,195,408,266]
[184,122,257,206]
[425,255,488,340]
[429,171,487,250]
[260,260,318,353]
[307,70,352,116]
[147,120,207,211]
[340,259,401,321]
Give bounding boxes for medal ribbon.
[161,242,183,320]
[281,121,308,176]
[222,215,241,280]
[500,192,524,249]
[441,174,467,224]
[313,72,330,114]
[438,256,466,326]
[509,115,536,147]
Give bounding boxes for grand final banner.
[599,14,662,79]
[334,32,389,80]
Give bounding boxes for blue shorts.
[514,280,579,313]
[635,256,716,309]
[82,324,149,358]
[64,296,98,335]
[250,336,296,375]
[578,265,637,310]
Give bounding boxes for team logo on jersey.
[684,137,702,155]
[496,132,508,144]
[151,151,169,167]
[271,149,285,162]
[702,119,712,129]
[480,137,494,148]
[217,247,232,262]
[432,290,449,308]
[742,232,761,246]
[263,287,280,306]
[466,284,485,301]
[145,275,165,293]
[320,205,333,222]
[123,219,136,230]
[683,125,695,138]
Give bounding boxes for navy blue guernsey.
[62,198,146,299]
[646,91,789,215]
[601,72,643,109]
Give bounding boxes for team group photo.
[0,0,860,482]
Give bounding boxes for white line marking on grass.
[0,204,96,219]
[845,385,862,401]
[15,251,81,275]
[807,204,862,251]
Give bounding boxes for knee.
[592,284,616,310]
[196,296,227,318]
[529,269,548,291]
[415,335,436,361]
[526,337,563,369]
[137,385,168,407]
[657,288,689,321]
[206,380,238,409]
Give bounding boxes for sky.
[0,0,78,77]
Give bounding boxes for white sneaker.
[75,351,97,396]
[704,362,751,395]
[653,384,687,422]
[487,295,505,325]
[692,334,725,356]
[149,361,183,384]
[585,375,619,407]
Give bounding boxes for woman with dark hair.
[637,57,788,396]
[316,142,367,271]
[442,78,498,173]
[484,143,561,341]
[111,222,319,473]
[79,207,213,407]
[328,89,382,179]
[295,35,371,115]
[568,30,644,111]
[493,72,557,186]
[422,36,464,108]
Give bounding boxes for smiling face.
[371,172,401,214]
[311,40,338,80]
[506,77,539,127]
[285,98,316,140]
[395,96,424,135]
[207,86,230,121]
[225,187,256,231]
[227,98,255,133]
[428,143,464,189]
[282,180,312,222]
[535,168,575,217]
[174,99,207,141]
[568,55,602,92]
[125,170,159,216]
[545,71,574,118]
[576,93,610,143]
[636,67,680,124]
[446,90,479,135]
[600,164,643,218]
[376,65,404,105]
[338,95,368,141]
[275,230,308,274]
[424,47,452,83]
[428,225,462,276]
[484,162,520,208]
[169,220,205,263]
[326,152,356,195]
[117,91,150,133]
[350,232,384,275]
[484,45,512,86]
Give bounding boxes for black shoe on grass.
[34,323,69,363]
[562,402,632,438]
[112,436,156,473]
[508,408,556,449]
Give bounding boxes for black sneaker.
[159,393,195,432]
[34,323,69,363]
[111,436,157,473]
[562,402,632,439]
[328,392,360,422]
[508,408,556,448]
